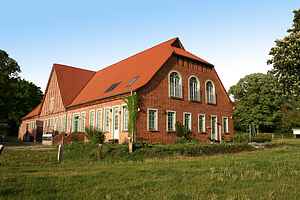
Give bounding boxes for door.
[211,116,218,141]
[112,107,120,140]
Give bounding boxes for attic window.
[127,76,140,87]
[105,81,121,93]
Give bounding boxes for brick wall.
[136,55,234,144]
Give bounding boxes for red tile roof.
[53,64,95,106]
[69,37,213,107]
[22,103,42,120]
[22,37,213,119]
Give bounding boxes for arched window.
[169,71,182,98]
[189,76,200,101]
[206,81,216,104]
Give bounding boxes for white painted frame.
[166,110,176,132]
[210,115,218,140]
[222,116,229,133]
[121,104,128,132]
[198,113,206,133]
[168,70,183,98]
[71,112,80,133]
[205,80,216,104]
[147,108,158,131]
[188,75,200,101]
[95,108,103,131]
[183,112,192,131]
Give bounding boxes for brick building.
[18,38,234,144]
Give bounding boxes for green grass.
[1,140,300,199]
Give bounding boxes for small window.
[189,76,200,101]
[148,109,158,131]
[105,82,121,93]
[89,110,95,130]
[206,81,216,104]
[198,114,206,133]
[169,71,182,98]
[223,117,229,133]
[104,108,111,132]
[81,112,86,132]
[183,112,192,131]
[72,114,80,133]
[122,106,129,131]
[96,109,103,131]
[166,111,176,132]
[127,76,140,87]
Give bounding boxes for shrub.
[233,133,249,144]
[252,133,272,143]
[85,128,105,144]
[175,121,192,141]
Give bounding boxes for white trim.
[95,108,103,131]
[168,70,183,98]
[205,80,216,104]
[210,115,218,140]
[222,116,229,133]
[103,107,111,132]
[89,110,95,130]
[198,113,206,133]
[166,110,176,132]
[71,112,80,132]
[112,106,120,139]
[147,108,158,131]
[80,111,86,132]
[188,75,200,101]
[121,104,129,132]
[183,112,192,131]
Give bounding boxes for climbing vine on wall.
[124,92,139,140]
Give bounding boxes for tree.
[0,49,43,136]
[268,9,300,97]
[229,73,283,132]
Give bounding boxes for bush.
[175,121,192,141]
[252,133,272,143]
[233,133,249,144]
[85,128,105,144]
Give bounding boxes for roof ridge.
[53,63,96,73]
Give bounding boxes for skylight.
[127,76,140,87]
[105,81,121,93]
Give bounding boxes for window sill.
[167,131,176,133]
[170,96,183,101]
[199,132,207,134]
[207,102,217,106]
[189,100,201,103]
[224,132,230,135]
[148,130,159,132]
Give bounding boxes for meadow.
[1,139,300,200]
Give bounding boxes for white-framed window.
[223,117,229,133]
[198,114,206,133]
[104,108,111,132]
[183,112,192,131]
[189,76,200,101]
[72,113,80,133]
[206,80,216,104]
[210,115,218,140]
[147,108,158,131]
[122,106,129,131]
[81,112,86,132]
[166,111,176,132]
[96,109,103,131]
[89,110,95,130]
[169,71,182,98]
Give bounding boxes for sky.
[1,0,300,92]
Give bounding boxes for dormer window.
[189,76,200,101]
[169,71,182,98]
[206,80,216,104]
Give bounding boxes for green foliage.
[85,128,105,144]
[233,133,249,144]
[229,73,283,132]
[124,92,139,139]
[0,50,43,136]
[252,133,272,143]
[268,9,300,97]
[175,121,192,141]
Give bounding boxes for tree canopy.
[268,9,300,97]
[229,73,283,132]
[0,49,43,136]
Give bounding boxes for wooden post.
[0,145,4,155]
[57,143,64,163]
[97,144,103,160]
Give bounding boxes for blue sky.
[1,0,299,91]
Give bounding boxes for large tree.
[268,9,300,97]
[0,50,43,136]
[229,73,283,132]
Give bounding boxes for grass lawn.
[1,139,300,200]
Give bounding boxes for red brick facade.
[136,55,233,144]
[18,38,234,144]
